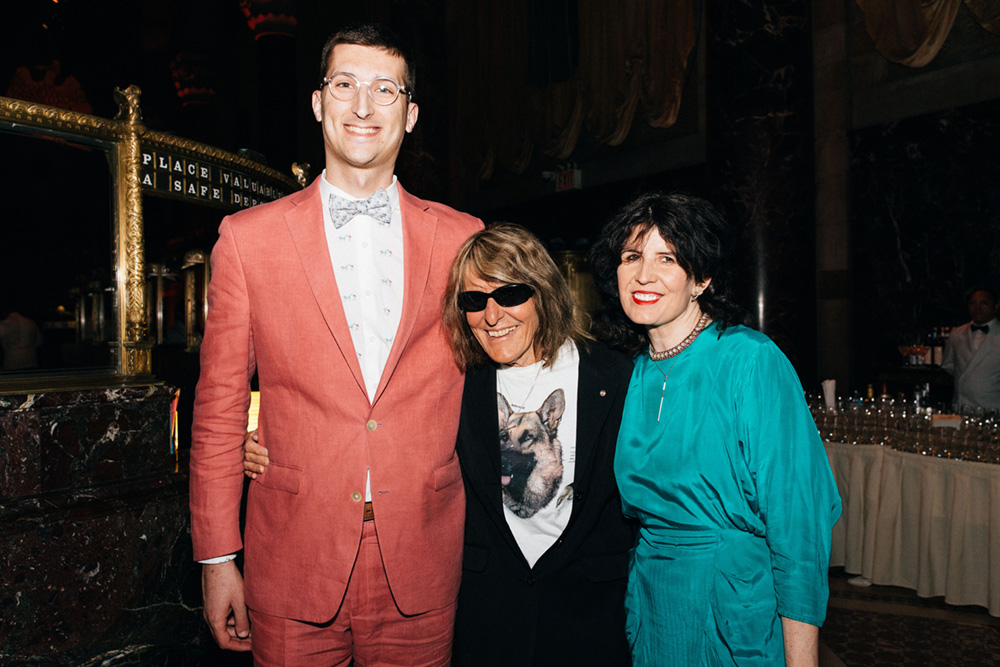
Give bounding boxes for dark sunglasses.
[457,283,535,312]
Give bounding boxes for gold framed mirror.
[0,87,299,391]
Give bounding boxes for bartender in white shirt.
[942,286,1000,412]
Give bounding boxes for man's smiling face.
[311,43,418,192]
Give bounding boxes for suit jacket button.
[526,576,535,586]
[351,492,363,502]
[367,420,378,431]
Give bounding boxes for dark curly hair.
[588,191,747,353]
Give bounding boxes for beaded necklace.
[649,312,711,361]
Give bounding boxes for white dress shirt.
[321,172,405,503]
[319,172,405,401]
[972,323,988,353]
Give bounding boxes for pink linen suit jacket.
[190,177,483,622]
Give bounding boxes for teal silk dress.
[615,324,841,666]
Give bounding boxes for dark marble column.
[706,1,817,384]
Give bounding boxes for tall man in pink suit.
[189,23,483,666]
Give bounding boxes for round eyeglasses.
[322,73,410,106]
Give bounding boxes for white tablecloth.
[826,442,1000,616]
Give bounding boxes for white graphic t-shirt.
[495,340,579,567]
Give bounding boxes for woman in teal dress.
[588,192,841,666]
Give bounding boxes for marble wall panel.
[849,97,1000,382]
[0,386,177,501]
[0,383,230,665]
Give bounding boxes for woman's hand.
[243,430,270,479]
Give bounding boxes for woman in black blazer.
[245,223,635,666]
[442,224,635,667]
[453,343,634,666]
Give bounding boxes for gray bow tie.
[329,189,392,228]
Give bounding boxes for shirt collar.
[319,170,399,211]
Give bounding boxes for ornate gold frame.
[0,87,298,387]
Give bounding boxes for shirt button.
[362,242,369,248]
[367,420,378,431]
[365,290,372,296]
[351,492,363,502]
[369,336,376,342]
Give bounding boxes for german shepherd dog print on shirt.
[497,389,566,518]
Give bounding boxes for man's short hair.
[965,285,999,304]
[319,22,416,98]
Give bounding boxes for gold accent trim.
[117,86,152,372]
[182,249,208,352]
[0,374,164,395]
[184,263,198,352]
[292,161,311,188]
[0,97,121,139]
[143,129,297,186]
[0,93,298,186]
[0,89,300,385]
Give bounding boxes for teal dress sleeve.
[737,342,842,626]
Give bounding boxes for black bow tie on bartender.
[972,324,989,333]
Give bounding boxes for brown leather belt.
[363,501,374,522]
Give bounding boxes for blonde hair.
[442,223,589,369]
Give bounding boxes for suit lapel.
[465,365,503,478]
[372,184,436,405]
[987,324,1000,356]
[569,344,619,523]
[467,345,623,559]
[463,364,526,557]
[284,179,367,398]
[967,323,994,368]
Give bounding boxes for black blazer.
[453,341,636,667]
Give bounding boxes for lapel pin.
[599,389,606,397]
